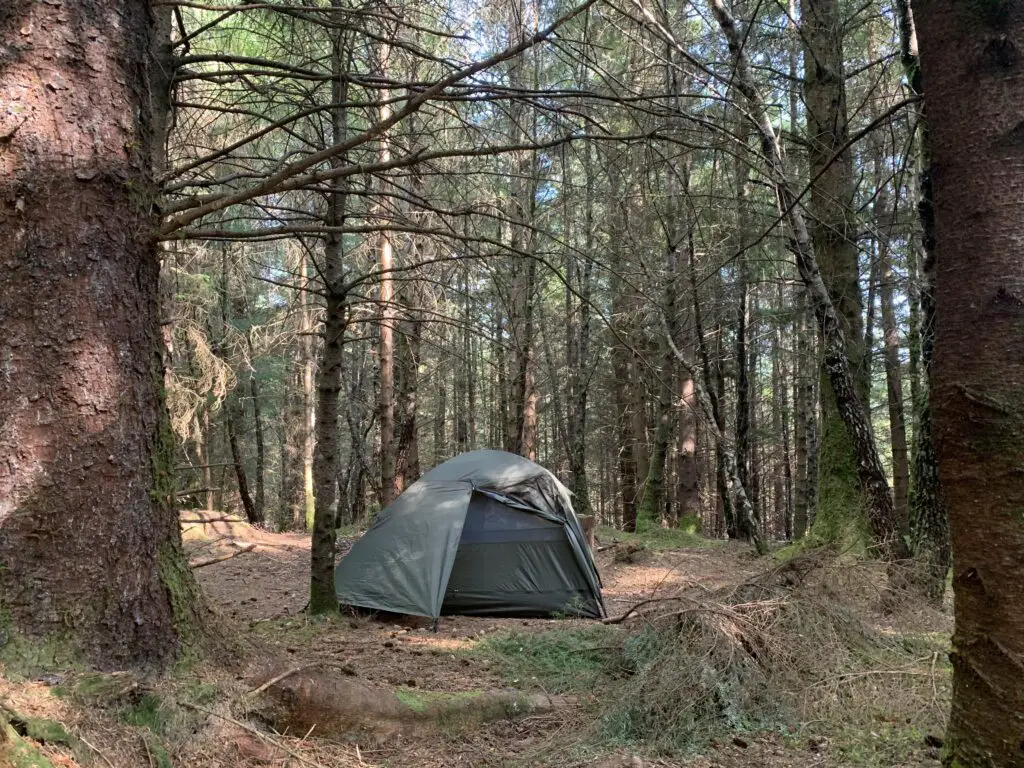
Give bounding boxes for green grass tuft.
[597,524,718,551]
[476,626,624,693]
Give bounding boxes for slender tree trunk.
[677,373,700,524]
[639,243,680,528]
[395,303,423,489]
[897,0,950,604]
[226,402,257,523]
[247,334,266,524]
[377,103,397,509]
[299,252,317,530]
[877,206,910,536]
[309,22,350,614]
[0,0,198,666]
[433,330,447,464]
[565,148,595,515]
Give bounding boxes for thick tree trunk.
[0,0,198,667]
[915,5,1024,764]
[800,0,865,537]
[709,0,909,562]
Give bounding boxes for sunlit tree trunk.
[0,0,198,666]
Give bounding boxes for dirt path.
[182,519,946,768]
[182,518,782,767]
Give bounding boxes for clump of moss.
[0,707,85,767]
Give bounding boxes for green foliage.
[476,626,624,694]
[678,514,701,536]
[0,722,58,768]
[118,693,169,732]
[0,707,87,767]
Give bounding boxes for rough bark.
[709,0,909,562]
[0,0,198,666]
[897,0,949,605]
[915,5,1024,764]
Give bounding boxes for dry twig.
[182,702,329,768]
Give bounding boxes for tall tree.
[916,2,1024,763]
[801,0,865,538]
[0,0,198,666]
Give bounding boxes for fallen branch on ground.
[181,703,328,768]
[189,542,255,568]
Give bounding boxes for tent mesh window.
[442,493,597,617]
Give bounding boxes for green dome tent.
[334,450,605,619]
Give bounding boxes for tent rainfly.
[334,450,605,619]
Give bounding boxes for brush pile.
[600,550,949,754]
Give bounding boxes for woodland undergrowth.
[486,550,951,765]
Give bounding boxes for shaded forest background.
[163,0,935,566]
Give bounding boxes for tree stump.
[579,515,596,551]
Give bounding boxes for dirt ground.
[179,514,800,767]
[0,515,950,768]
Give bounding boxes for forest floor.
[0,514,953,768]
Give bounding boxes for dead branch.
[181,703,328,768]
[602,596,688,625]
[245,666,306,697]
[189,543,255,568]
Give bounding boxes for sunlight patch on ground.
[403,635,476,651]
